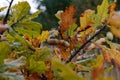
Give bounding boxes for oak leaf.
[60,5,76,39]
[91,55,104,80]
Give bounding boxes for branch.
[3,0,14,24]
[66,25,106,63]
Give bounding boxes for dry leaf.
[91,55,104,80]
[109,11,120,38]
[57,45,70,60]
[60,5,76,39]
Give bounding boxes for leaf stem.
[66,25,106,63]
[3,0,14,24]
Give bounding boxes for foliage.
[35,0,72,30]
[0,0,120,80]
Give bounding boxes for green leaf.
[67,24,77,36]
[22,10,41,21]
[95,0,109,27]
[14,27,40,38]
[9,1,30,25]
[8,29,35,51]
[0,42,11,65]
[28,56,47,73]
[104,65,113,72]
[19,21,42,31]
[14,21,42,37]
[34,47,52,61]
[91,54,104,68]
[67,62,75,70]
[27,47,51,73]
[52,57,84,80]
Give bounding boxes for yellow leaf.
[77,10,95,44]
[95,0,109,27]
[38,31,49,43]
[55,10,63,20]
[78,9,95,31]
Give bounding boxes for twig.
[3,0,14,24]
[66,25,106,63]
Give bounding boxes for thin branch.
[66,25,106,63]
[3,0,14,24]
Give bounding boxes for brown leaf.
[24,34,40,47]
[70,36,78,50]
[99,44,120,68]
[45,62,53,80]
[60,5,76,39]
[109,49,120,68]
[27,73,42,80]
[91,55,104,80]
[57,45,70,60]
[110,26,120,38]
[100,46,112,63]
[109,2,116,13]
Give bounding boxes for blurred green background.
[34,0,120,30]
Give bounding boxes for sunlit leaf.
[22,10,41,21]
[95,0,109,27]
[15,27,40,38]
[9,1,30,25]
[37,31,49,43]
[18,21,42,33]
[78,9,95,31]
[77,10,95,44]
